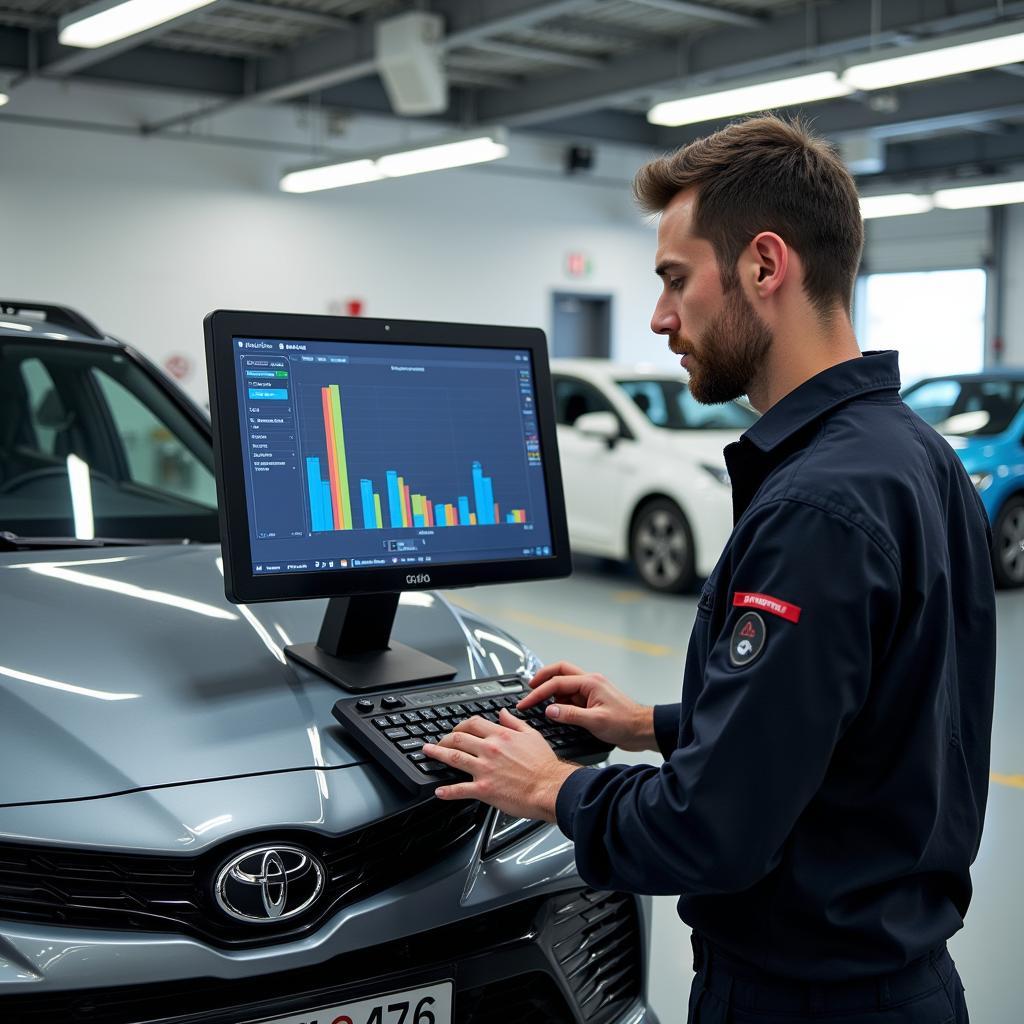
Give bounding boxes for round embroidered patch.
[729,611,766,668]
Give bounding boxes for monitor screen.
[205,311,571,604]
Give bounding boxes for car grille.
[0,887,642,1024]
[0,798,485,947]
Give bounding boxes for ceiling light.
[0,93,8,108]
[843,27,1024,91]
[376,135,508,177]
[647,71,853,127]
[280,132,509,193]
[933,180,1024,209]
[859,193,934,219]
[58,0,218,49]
[280,160,385,194]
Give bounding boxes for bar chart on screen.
[301,378,533,536]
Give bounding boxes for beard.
[681,286,772,405]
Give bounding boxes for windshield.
[0,340,218,542]
[903,377,1024,437]
[617,379,758,431]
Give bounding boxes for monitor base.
[285,641,456,693]
[284,593,457,692]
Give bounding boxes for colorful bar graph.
[304,448,530,534]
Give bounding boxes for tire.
[629,498,696,594]
[992,495,1024,589]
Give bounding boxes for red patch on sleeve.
[732,592,801,623]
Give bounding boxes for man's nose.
[651,301,679,336]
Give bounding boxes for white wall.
[999,205,1024,366]
[0,105,670,404]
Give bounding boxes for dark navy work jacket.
[555,351,997,981]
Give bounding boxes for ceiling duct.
[375,11,448,116]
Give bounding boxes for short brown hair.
[634,115,863,320]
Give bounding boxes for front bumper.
[0,886,654,1024]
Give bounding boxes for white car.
[551,359,757,592]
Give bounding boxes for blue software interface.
[232,335,555,575]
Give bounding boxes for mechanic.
[422,115,996,1022]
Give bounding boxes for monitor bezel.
[205,309,572,604]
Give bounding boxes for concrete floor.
[444,559,1024,1024]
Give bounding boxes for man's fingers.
[518,676,586,709]
[545,701,592,728]
[499,707,529,731]
[528,660,586,689]
[434,782,478,801]
[437,730,488,754]
[452,715,501,737]
[422,741,474,770]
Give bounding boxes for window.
[903,377,1024,437]
[855,269,987,387]
[617,379,758,431]
[92,370,216,508]
[553,376,617,426]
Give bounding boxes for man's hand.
[423,709,580,822]
[517,660,658,753]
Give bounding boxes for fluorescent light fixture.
[281,159,384,194]
[859,193,934,219]
[843,27,1024,91]
[58,0,217,49]
[0,93,8,108]
[647,71,853,127]
[280,133,509,193]
[376,136,509,177]
[0,320,32,332]
[66,453,95,540]
[933,180,1024,209]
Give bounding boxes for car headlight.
[701,463,731,486]
[483,810,546,857]
[970,472,993,492]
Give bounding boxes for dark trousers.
[687,934,969,1023]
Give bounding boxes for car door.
[552,374,634,551]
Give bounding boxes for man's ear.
[748,231,788,299]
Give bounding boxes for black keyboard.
[332,674,613,797]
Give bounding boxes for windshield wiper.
[0,532,191,552]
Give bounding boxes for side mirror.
[574,411,621,447]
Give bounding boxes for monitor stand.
[285,593,457,693]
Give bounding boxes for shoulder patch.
[730,612,767,668]
[732,592,801,623]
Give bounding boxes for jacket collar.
[742,350,902,453]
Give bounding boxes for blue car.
[903,371,1024,588]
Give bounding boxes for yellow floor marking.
[613,590,646,604]
[990,772,1024,790]
[501,609,678,657]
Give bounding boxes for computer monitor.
[205,309,571,691]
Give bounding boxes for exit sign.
[565,252,592,278]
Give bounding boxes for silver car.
[0,303,658,1024]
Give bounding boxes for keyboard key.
[449,704,466,717]
[419,708,437,720]
[372,718,390,730]
[403,711,422,723]
[398,738,424,752]
[384,727,409,740]
[381,696,405,709]
[464,701,483,714]
[417,761,448,774]
[388,714,406,727]
[437,719,454,733]
[435,705,451,716]
[407,724,425,737]
[407,752,427,763]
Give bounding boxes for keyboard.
[332,674,613,797]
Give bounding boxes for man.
[422,115,995,1022]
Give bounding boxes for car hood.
[0,545,532,805]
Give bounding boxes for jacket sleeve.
[555,498,900,896]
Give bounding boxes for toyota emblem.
[215,845,325,924]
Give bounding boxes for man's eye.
[669,277,685,291]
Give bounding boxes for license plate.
[244,980,453,1024]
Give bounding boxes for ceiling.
[5,0,1024,185]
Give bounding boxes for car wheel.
[993,495,1024,589]
[630,498,695,594]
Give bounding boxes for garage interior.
[2,1,1024,1022]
